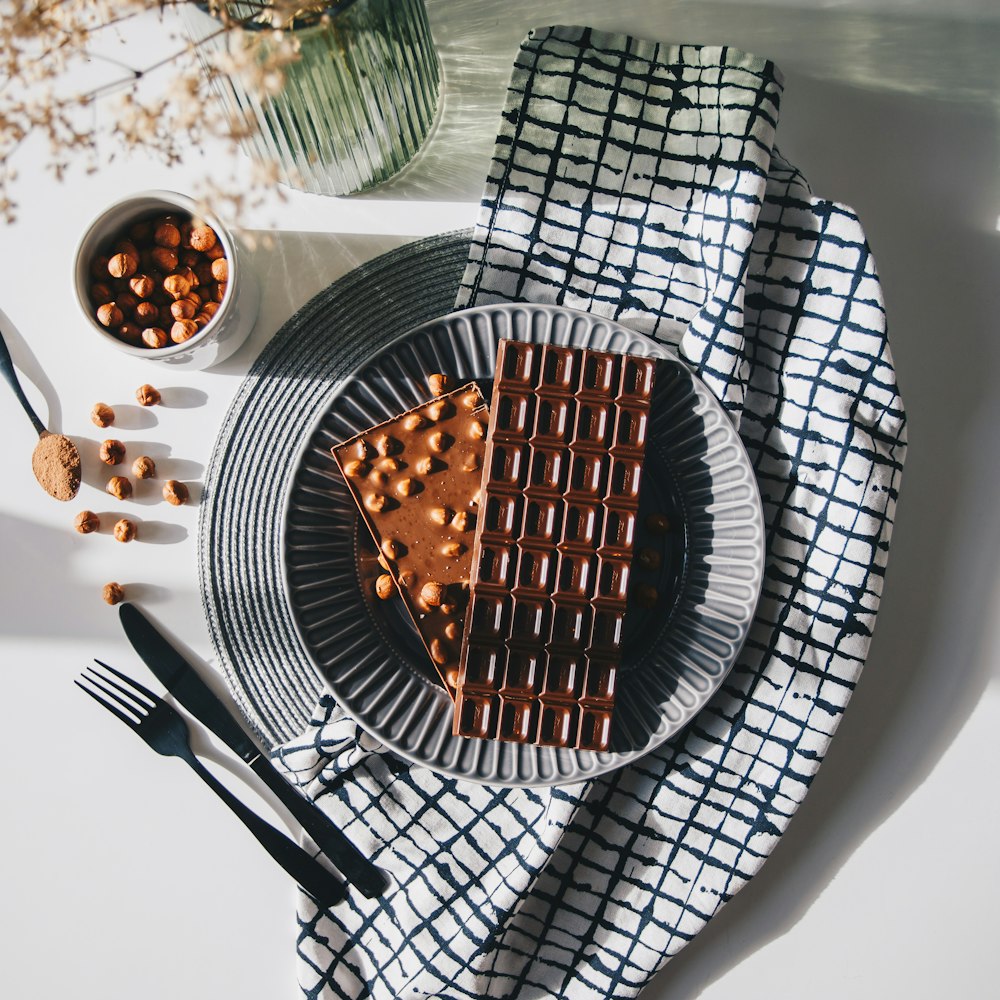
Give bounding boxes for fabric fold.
[276,25,906,1000]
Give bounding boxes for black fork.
[77,661,346,907]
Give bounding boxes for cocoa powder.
[31,433,81,501]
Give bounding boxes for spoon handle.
[0,321,47,436]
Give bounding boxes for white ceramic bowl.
[73,190,260,371]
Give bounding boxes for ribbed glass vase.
[194,0,441,196]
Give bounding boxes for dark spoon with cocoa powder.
[0,322,81,501]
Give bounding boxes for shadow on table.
[644,21,1000,1000]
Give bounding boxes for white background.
[1,1,998,997]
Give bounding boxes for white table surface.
[2,1,998,997]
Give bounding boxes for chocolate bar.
[332,382,488,693]
[453,340,656,751]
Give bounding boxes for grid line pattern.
[280,26,906,999]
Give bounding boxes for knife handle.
[250,754,389,898]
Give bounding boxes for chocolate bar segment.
[454,341,656,751]
[332,383,488,693]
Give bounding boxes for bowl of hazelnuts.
[73,190,260,370]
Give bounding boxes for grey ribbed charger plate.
[199,233,764,783]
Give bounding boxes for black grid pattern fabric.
[280,26,906,999]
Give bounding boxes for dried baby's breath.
[0,0,323,221]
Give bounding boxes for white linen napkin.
[276,26,906,999]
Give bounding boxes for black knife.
[119,602,389,898]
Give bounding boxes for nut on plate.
[102,582,125,606]
[427,373,450,396]
[90,402,115,428]
[99,439,126,465]
[135,384,161,406]
[74,510,100,534]
[106,475,132,500]
[162,479,189,506]
[132,455,156,479]
[645,512,670,535]
[113,518,137,543]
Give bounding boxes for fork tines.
[75,660,158,725]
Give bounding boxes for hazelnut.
[132,455,156,479]
[189,225,218,252]
[171,298,197,321]
[90,282,113,304]
[399,570,417,588]
[170,319,199,343]
[377,554,390,571]
[129,273,156,299]
[342,459,367,478]
[96,302,124,328]
[429,638,449,665]
[106,475,132,500]
[636,547,662,571]
[162,480,189,506]
[374,434,399,457]
[402,413,426,431]
[469,419,486,439]
[444,667,460,688]
[645,513,670,535]
[355,440,372,460]
[428,373,450,396]
[210,257,229,282]
[91,402,115,428]
[204,241,225,261]
[365,493,388,513]
[374,574,395,600]
[439,603,457,616]
[163,274,192,300]
[429,506,451,525]
[381,538,403,560]
[135,301,160,325]
[116,291,138,315]
[90,255,110,280]
[426,400,451,422]
[150,246,179,272]
[201,301,220,319]
[396,477,420,497]
[107,252,137,279]
[129,220,152,241]
[632,583,659,608]
[194,260,214,286]
[212,283,228,304]
[118,323,143,344]
[441,541,465,558]
[142,327,168,350]
[420,581,445,606]
[428,431,451,453]
[462,454,481,473]
[99,439,126,465]
[444,621,460,640]
[461,390,480,409]
[181,249,201,269]
[368,469,389,487]
[74,510,100,534]
[113,518,137,543]
[452,511,472,531]
[470,489,482,507]
[194,313,212,330]
[136,384,161,406]
[153,221,181,248]
[414,456,436,476]
[102,582,125,606]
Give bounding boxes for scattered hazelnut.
[429,506,451,525]
[96,302,124,328]
[153,221,181,248]
[189,226,218,252]
[342,459,368,478]
[130,274,156,299]
[142,327,169,349]
[636,547,662,571]
[162,480,189,506]
[428,373,450,396]
[441,541,465,558]
[396,477,420,497]
[171,319,199,343]
[113,518,137,543]
[102,582,125,606]
[99,439,126,465]
[429,638,449,665]
[365,493,388,513]
[136,384,161,406]
[74,510,100,534]
[428,431,451,453]
[632,583,659,608]
[91,402,115,428]
[106,475,132,500]
[107,252,137,279]
[132,455,156,480]
[420,581,445,606]
[381,538,403,560]
[444,621,460,640]
[645,513,670,534]
[210,257,229,282]
[402,413,426,431]
[374,574,395,600]
[452,511,472,531]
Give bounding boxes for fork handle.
[185,755,347,907]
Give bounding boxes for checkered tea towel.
[276,25,906,999]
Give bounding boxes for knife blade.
[119,602,388,898]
